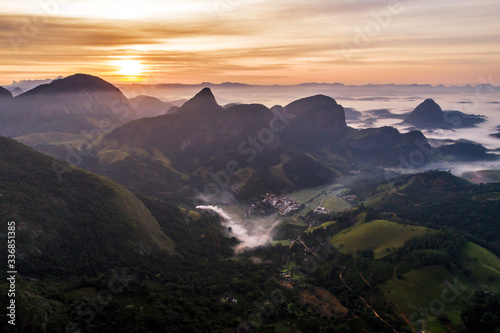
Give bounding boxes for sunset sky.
[1,0,499,85]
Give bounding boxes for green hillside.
[354,170,471,209]
[459,241,500,286]
[353,170,500,254]
[380,266,470,333]
[380,239,500,333]
[331,219,433,259]
[0,136,174,277]
[15,132,86,147]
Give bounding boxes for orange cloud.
[0,0,499,85]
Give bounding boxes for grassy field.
[272,240,291,246]
[97,149,131,163]
[273,223,307,240]
[459,241,500,291]
[331,220,433,259]
[361,177,417,207]
[286,184,345,204]
[380,266,470,333]
[306,221,337,234]
[15,132,87,146]
[322,196,351,212]
[380,241,500,333]
[287,184,351,216]
[296,196,324,215]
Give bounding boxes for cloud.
[0,0,500,85]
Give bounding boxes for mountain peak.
[53,73,120,93]
[17,73,120,98]
[421,98,439,106]
[411,98,443,115]
[404,98,444,128]
[178,87,221,114]
[195,87,216,100]
[3,74,136,137]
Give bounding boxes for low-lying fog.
[196,205,282,253]
[120,83,500,151]
[398,160,500,177]
[339,94,500,151]
[163,85,500,253]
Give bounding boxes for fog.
[414,161,500,178]
[340,94,500,151]
[196,205,282,253]
[118,83,500,150]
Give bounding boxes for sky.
[1,0,499,85]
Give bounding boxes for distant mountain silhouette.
[65,88,437,200]
[404,99,446,128]
[404,99,485,129]
[9,87,24,96]
[8,76,491,201]
[177,87,223,115]
[15,73,131,116]
[130,95,175,117]
[0,74,138,137]
[4,77,60,92]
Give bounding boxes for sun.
[113,59,144,79]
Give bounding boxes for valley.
[2,0,500,331]
[1,75,499,333]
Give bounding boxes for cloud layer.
[1,0,499,85]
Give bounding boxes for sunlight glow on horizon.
[0,0,499,85]
[112,59,145,81]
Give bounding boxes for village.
[249,193,301,216]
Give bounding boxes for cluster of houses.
[250,193,300,216]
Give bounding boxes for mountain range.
[74,87,436,200]
[2,74,497,203]
[1,74,499,333]
[0,74,166,138]
[129,95,177,117]
[1,136,498,332]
